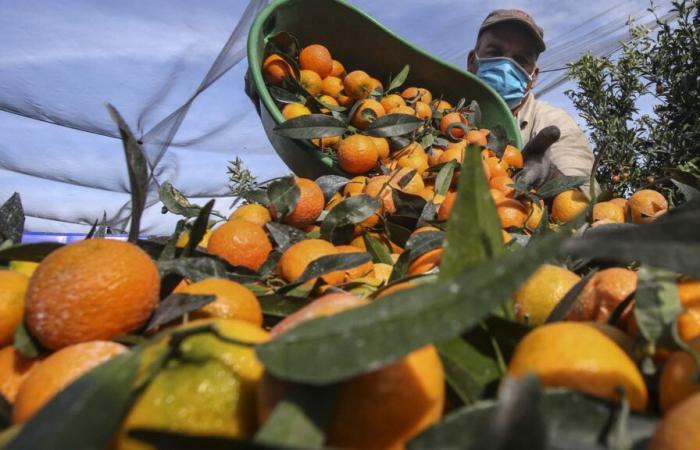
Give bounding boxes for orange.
[628,189,668,223]
[25,239,159,350]
[502,230,514,244]
[401,87,432,103]
[592,201,625,223]
[395,141,429,174]
[496,198,528,229]
[281,102,311,120]
[648,391,700,450]
[299,44,333,78]
[565,268,637,323]
[373,263,394,284]
[439,112,468,139]
[370,136,390,160]
[388,105,416,116]
[0,346,41,403]
[0,270,29,347]
[326,192,344,211]
[437,190,457,221]
[481,148,496,160]
[311,135,340,149]
[507,322,648,411]
[176,228,213,249]
[260,293,444,449]
[407,227,442,276]
[465,129,487,146]
[343,176,369,196]
[174,278,262,327]
[277,239,341,284]
[229,203,271,226]
[484,157,509,179]
[349,232,402,255]
[351,99,385,129]
[432,100,452,113]
[337,93,354,107]
[501,145,523,169]
[524,199,545,231]
[330,59,346,78]
[278,177,325,228]
[659,338,700,413]
[414,101,433,120]
[317,94,339,110]
[376,280,419,299]
[208,219,272,271]
[680,278,700,307]
[609,197,629,217]
[343,70,372,99]
[13,340,127,423]
[489,175,515,198]
[369,78,383,93]
[490,188,506,204]
[262,54,295,85]
[514,264,581,326]
[380,94,406,112]
[438,147,465,165]
[428,148,444,166]
[390,167,425,194]
[336,245,374,281]
[321,76,344,98]
[299,70,322,96]
[338,134,379,174]
[677,278,700,342]
[551,189,589,223]
[364,175,396,214]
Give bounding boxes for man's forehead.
[477,24,541,56]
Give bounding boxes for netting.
[0,0,673,235]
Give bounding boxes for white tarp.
[0,0,668,235]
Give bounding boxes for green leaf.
[159,182,201,218]
[268,85,307,105]
[106,104,149,243]
[387,64,410,93]
[320,195,379,243]
[273,114,346,139]
[264,31,300,60]
[265,222,307,252]
[392,190,427,218]
[296,252,371,285]
[130,430,297,450]
[259,294,308,318]
[0,393,11,430]
[182,200,215,257]
[157,257,227,281]
[545,270,597,323]
[441,144,503,279]
[564,200,700,278]
[389,230,443,282]
[256,231,567,384]
[634,265,682,346]
[486,125,509,156]
[364,114,423,138]
[314,175,350,202]
[255,384,337,448]
[6,351,141,450]
[408,388,657,450]
[0,193,24,244]
[144,293,216,332]
[362,233,394,265]
[436,337,501,405]
[268,176,301,220]
[434,161,458,196]
[158,220,185,261]
[536,176,589,199]
[13,321,43,358]
[0,242,63,263]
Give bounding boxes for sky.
[0,0,669,234]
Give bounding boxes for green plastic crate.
[246,0,522,179]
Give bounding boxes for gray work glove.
[520,126,562,189]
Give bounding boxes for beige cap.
[480,9,546,52]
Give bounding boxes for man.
[467,9,596,195]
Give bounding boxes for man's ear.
[467,50,477,74]
[530,66,540,88]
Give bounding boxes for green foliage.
[566,0,700,202]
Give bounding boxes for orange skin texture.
[508,322,648,411]
[428,148,444,166]
[281,103,311,120]
[351,99,386,129]
[465,129,488,146]
[439,112,468,139]
[388,105,416,116]
[609,197,629,217]
[280,178,325,228]
[565,268,637,324]
[364,175,396,214]
[551,189,589,224]
[262,54,295,85]
[335,245,375,281]
[438,147,465,165]
[13,341,127,423]
[343,176,369,197]
[677,278,700,342]
[370,136,390,160]
[395,142,428,174]
[338,134,379,174]
[299,70,323,96]
[321,76,344,98]
[490,188,506,204]
[277,239,340,284]
[414,101,433,120]
[299,44,333,78]
[659,338,700,413]
[330,59,346,78]
[380,94,406,112]
[0,346,41,403]
[25,239,160,350]
[437,190,457,221]
[229,203,271,226]
[407,227,443,276]
[501,145,524,169]
[390,167,425,195]
[369,78,383,93]
[174,278,263,327]
[260,293,444,449]
[593,201,625,223]
[496,198,528,229]
[489,175,516,198]
[648,391,700,450]
[628,189,668,223]
[432,100,452,113]
[343,70,372,99]
[401,87,432,103]
[484,157,509,179]
[524,199,545,231]
[208,219,272,271]
[0,270,29,347]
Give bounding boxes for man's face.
[467,22,540,78]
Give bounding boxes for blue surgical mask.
[474,54,534,109]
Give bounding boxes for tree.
[566,0,700,204]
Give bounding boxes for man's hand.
[244,69,262,116]
[520,125,562,189]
